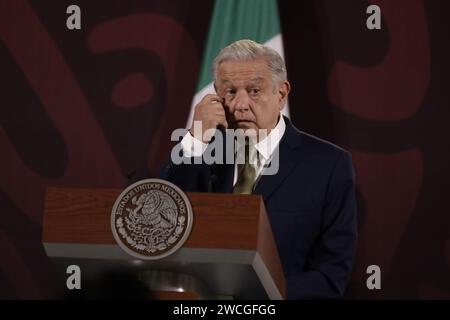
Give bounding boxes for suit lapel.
[253,119,304,200]
[210,117,304,196]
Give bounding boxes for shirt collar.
[234,114,286,161]
[255,114,286,160]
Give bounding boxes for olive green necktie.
[233,141,257,194]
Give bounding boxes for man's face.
[215,58,290,134]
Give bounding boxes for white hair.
[212,39,287,88]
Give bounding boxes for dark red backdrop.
[0,0,449,299]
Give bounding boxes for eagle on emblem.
[128,191,178,230]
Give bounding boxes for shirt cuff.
[180,131,208,157]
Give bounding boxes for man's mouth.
[235,119,255,123]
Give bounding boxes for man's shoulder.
[287,122,350,160]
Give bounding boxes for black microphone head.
[216,124,226,135]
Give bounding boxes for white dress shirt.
[181,114,286,186]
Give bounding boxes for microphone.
[126,169,136,181]
[216,124,226,135]
[208,172,218,193]
[208,124,227,193]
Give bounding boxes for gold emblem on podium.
[111,179,193,260]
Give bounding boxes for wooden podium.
[42,187,286,299]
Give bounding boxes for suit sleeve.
[286,151,358,299]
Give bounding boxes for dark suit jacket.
[161,117,357,299]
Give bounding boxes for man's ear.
[278,81,291,110]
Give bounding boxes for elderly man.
[162,39,357,299]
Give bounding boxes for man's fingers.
[203,94,224,105]
[209,103,226,116]
[191,94,227,137]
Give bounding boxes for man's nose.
[230,91,250,112]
